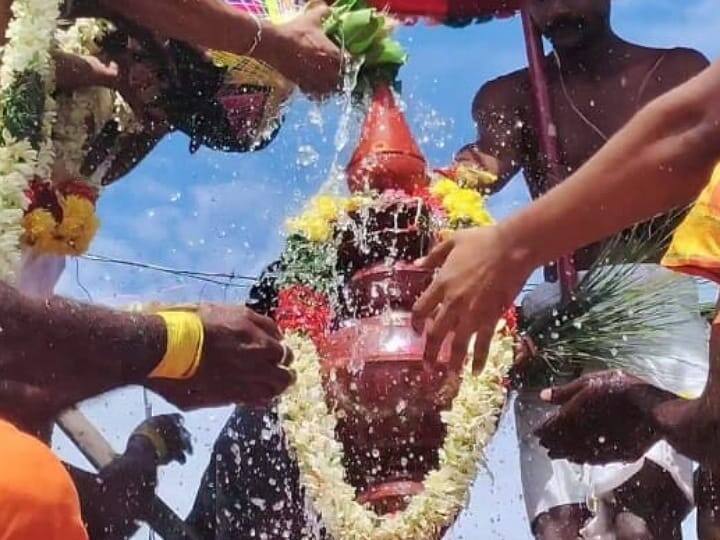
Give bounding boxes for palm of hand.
[536,371,673,465]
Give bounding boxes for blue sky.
[53,1,720,538]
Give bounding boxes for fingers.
[540,375,592,405]
[249,366,295,404]
[535,394,591,462]
[247,309,283,340]
[304,0,332,23]
[281,344,294,367]
[415,238,454,270]
[449,328,473,372]
[472,319,496,374]
[412,282,446,334]
[423,304,457,364]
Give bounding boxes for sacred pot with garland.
[265,80,517,540]
[319,84,456,515]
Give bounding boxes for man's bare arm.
[413,59,720,369]
[92,0,341,96]
[0,280,165,388]
[501,60,720,269]
[454,78,524,193]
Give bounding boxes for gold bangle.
[148,311,204,380]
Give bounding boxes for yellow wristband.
[149,311,205,380]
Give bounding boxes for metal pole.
[57,409,202,540]
[520,6,578,299]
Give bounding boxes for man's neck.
[553,30,631,78]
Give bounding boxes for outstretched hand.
[150,304,294,410]
[411,227,531,374]
[535,371,675,465]
[259,2,342,98]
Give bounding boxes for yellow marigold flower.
[286,194,346,242]
[21,196,99,256]
[312,195,344,222]
[443,187,495,227]
[468,205,495,226]
[22,208,57,248]
[454,164,498,189]
[430,178,459,198]
[287,215,333,243]
[56,195,100,255]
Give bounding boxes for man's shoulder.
[657,46,709,70]
[636,45,709,82]
[640,45,709,97]
[472,67,531,114]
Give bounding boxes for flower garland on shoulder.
[0,0,61,282]
[275,170,515,539]
[0,8,143,274]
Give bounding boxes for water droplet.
[296,145,319,167]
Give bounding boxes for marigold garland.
[0,0,60,283]
[23,192,99,256]
[0,10,141,276]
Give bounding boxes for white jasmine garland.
[0,0,61,283]
[54,18,140,186]
[280,329,514,540]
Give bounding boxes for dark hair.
[162,41,283,154]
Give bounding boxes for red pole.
[520,7,578,298]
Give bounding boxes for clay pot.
[346,84,429,193]
[319,312,460,515]
[345,262,432,317]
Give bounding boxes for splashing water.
[317,56,364,196]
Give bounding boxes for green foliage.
[521,213,701,387]
[324,0,407,100]
[0,69,45,147]
[277,234,341,297]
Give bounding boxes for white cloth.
[16,250,66,298]
[516,265,709,530]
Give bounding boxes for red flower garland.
[275,285,334,347]
[25,179,99,221]
[503,305,519,336]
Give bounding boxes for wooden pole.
[57,409,202,540]
[520,6,578,299]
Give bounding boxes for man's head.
[529,0,611,52]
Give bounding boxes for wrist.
[495,218,540,278]
[225,10,271,60]
[253,22,284,67]
[146,311,204,381]
[126,434,161,466]
[121,313,167,385]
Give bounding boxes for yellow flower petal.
[430,178,459,198]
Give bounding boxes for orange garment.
[662,164,720,283]
[0,419,87,540]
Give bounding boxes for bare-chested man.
[454,1,709,538]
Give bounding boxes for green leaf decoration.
[0,69,46,148]
[324,0,407,96]
[519,211,706,389]
[278,234,340,296]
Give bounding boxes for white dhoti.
[515,265,709,536]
